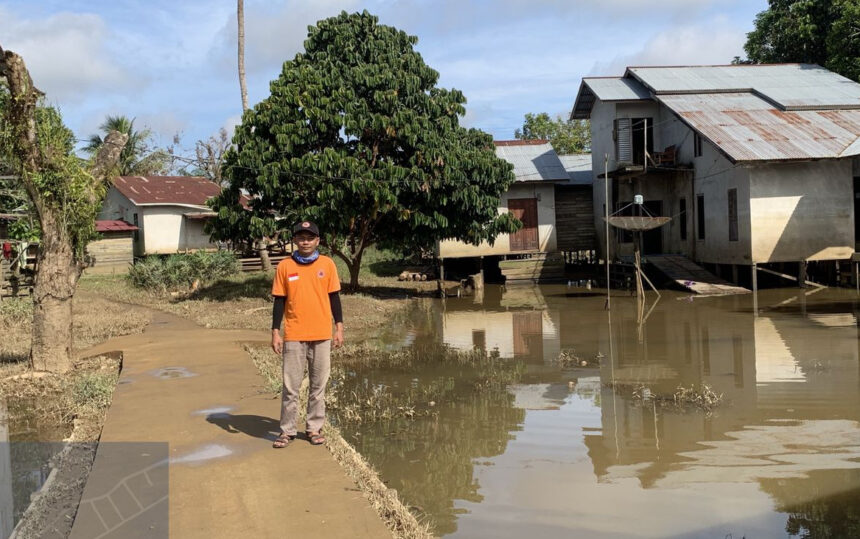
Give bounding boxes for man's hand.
[333,323,344,349]
[271,329,283,355]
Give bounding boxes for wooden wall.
[85,233,134,275]
[555,185,596,252]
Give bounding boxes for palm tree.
[84,115,168,175]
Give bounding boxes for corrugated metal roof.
[95,219,138,232]
[658,93,860,162]
[584,77,651,101]
[113,176,221,206]
[494,141,569,182]
[628,64,860,110]
[558,154,592,185]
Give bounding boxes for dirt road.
[69,310,390,538]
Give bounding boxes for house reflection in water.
[583,289,860,508]
[440,285,561,363]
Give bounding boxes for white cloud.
[0,7,142,103]
[589,18,748,76]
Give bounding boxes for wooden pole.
[752,263,758,316]
[604,154,611,310]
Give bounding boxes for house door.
[509,198,539,251]
[854,177,860,250]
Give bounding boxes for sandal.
[273,432,294,449]
[307,431,326,445]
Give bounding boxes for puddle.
[340,285,860,537]
[192,406,233,416]
[170,444,232,465]
[150,366,197,380]
[1,400,68,531]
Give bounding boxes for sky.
[0,0,768,156]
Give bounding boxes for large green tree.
[514,112,590,154]
[84,115,168,175]
[1,46,127,373]
[211,11,518,289]
[743,0,860,81]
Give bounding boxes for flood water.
[339,285,860,538]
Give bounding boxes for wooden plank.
[647,255,749,296]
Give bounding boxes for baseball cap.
[292,220,320,237]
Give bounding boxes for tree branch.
[90,130,129,185]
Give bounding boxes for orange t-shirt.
[271,255,341,341]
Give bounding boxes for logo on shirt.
[317,270,325,278]
[288,273,299,282]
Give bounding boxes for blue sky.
[1,0,767,155]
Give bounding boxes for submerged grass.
[608,382,724,413]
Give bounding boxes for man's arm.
[271,295,285,354]
[330,291,344,348]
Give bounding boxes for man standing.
[271,221,344,448]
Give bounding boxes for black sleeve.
[272,295,286,330]
[329,291,343,324]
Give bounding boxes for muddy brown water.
[338,285,860,538]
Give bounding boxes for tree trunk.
[257,238,271,272]
[237,0,249,112]
[347,259,360,291]
[29,213,79,373]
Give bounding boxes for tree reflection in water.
[761,469,860,538]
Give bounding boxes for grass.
[607,382,724,413]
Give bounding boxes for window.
[696,195,705,240]
[614,118,632,163]
[679,198,687,240]
[694,133,703,157]
[728,188,738,241]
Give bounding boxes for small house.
[438,140,583,259]
[84,220,138,274]
[99,176,221,256]
[571,64,860,280]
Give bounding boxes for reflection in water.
[348,285,860,537]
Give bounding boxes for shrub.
[128,251,239,291]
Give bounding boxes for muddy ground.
[2,269,436,538]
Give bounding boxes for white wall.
[142,207,216,254]
[749,160,854,262]
[438,183,558,258]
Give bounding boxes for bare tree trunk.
[256,238,271,272]
[238,0,248,112]
[29,212,78,372]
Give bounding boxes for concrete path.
[69,310,391,538]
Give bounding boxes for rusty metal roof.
[627,64,860,110]
[95,219,138,232]
[494,141,569,182]
[658,93,860,162]
[113,176,220,207]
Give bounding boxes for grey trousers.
[280,339,331,436]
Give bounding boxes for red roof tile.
[95,220,139,232]
[494,139,550,146]
[112,176,221,206]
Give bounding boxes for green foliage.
[84,115,169,175]
[743,0,860,81]
[211,11,518,287]
[514,112,591,154]
[127,250,239,291]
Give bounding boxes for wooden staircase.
[500,253,566,284]
[647,255,750,296]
